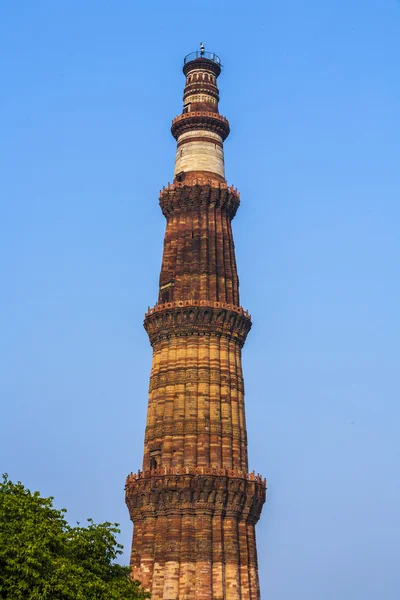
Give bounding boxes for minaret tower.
[126,47,266,600]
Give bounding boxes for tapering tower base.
[126,466,265,600]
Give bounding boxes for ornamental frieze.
[171,111,230,141]
[159,180,240,219]
[125,469,266,525]
[149,367,245,392]
[183,84,219,102]
[144,420,248,445]
[144,302,252,348]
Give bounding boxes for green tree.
[0,475,149,599]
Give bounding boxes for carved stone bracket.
[126,467,266,525]
[159,180,240,219]
[144,301,252,347]
[171,111,230,141]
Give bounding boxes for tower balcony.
[183,52,222,77]
[184,51,221,65]
[126,464,266,524]
[171,111,230,141]
[144,299,252,348]
[183,50,222,66]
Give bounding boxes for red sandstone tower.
[126,48,266,599]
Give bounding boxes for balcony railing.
[184,51,221,66]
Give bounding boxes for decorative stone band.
[159,180,240,219]
[149,366,244,392]
[171,111,230,141]
[125,466,266,525]
[144,419,248,446]
[146,299,250,318]
[183,83,219,103]
[127,465,265,484]
[144,300,252,347]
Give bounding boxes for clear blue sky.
[1,1,399,598]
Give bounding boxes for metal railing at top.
[184,51,221,66]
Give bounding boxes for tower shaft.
[126,51,265,600]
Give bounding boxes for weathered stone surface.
[126,53,265,599]
[144,302,251,348]
[174,130,225,178]
[126,468,265,598]
[157,187,241,305]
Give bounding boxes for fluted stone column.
[126,49,266,599]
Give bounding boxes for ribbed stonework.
[126,50,266,599]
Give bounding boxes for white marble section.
[174,130,224,178]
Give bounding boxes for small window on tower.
[183,103,191,113]
[160,281,174,303]
[150,448,161,470]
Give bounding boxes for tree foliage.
[0,475,149,599]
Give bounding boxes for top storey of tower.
[171,47,229,182]
[171,48,229,142]
[180,49,222,115]
[183,50,222,73]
